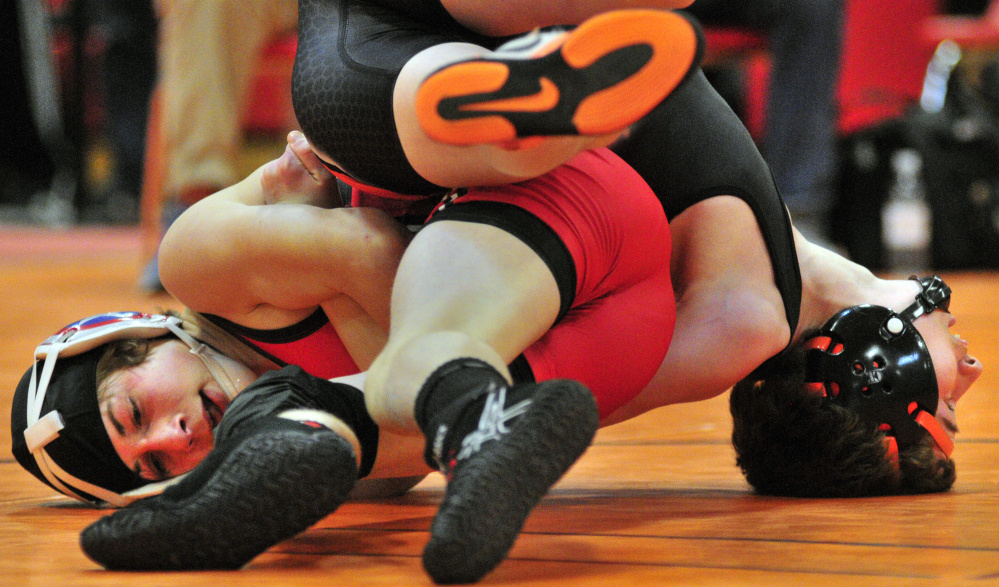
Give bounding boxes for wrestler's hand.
[260,130,339,207]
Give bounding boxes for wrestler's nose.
[140,414,191,452]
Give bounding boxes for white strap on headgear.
[163,320,238,400]
[21,312,215,505]
[26,344,67,428]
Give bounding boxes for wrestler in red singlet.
[216,148,675,420]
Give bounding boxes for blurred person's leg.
[93,0,157,223]
[0,0,54,209]
[762,0,843,244]
[141,0,297,291]
[5,0,78,224]
[684,0,844,244]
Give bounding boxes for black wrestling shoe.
[79,417,358,570]
[414,9,703,146]
[422,379,599,584]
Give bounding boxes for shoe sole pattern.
[79,428,356,570]
[422,380,599,584]
[415,10,702,145]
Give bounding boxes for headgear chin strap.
[11,312,236,506]
[805,276,954,461]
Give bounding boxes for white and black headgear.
[10,312,237,506]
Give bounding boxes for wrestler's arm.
[159,144,412,338]
[602,197,791,424]
[440,0,695,36]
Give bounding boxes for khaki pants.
[155,0,298,200]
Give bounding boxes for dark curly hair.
[730,331,956,497]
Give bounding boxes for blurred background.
[2,5,997,583]
[3,0,999,285]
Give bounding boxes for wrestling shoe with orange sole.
[415,9,704,146]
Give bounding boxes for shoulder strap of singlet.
[612,70,802,346]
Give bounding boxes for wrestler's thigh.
[387,220,561,363]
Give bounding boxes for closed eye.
[106,402,125,437]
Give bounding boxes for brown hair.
[95,338,157,402]
[94,309,188,401]
[729,333,956,497]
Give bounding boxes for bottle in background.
[882,148,932,273]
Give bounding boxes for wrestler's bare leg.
[363,218,597,583]
[364,220,560,432]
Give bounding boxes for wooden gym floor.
[0,225,996,586]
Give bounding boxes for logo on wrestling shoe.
[456,383,532,461]
[460,78,561,114]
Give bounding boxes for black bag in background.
[834,58,999,271]
[942,0,990,15]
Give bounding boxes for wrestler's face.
[99,340,252,480]
[913,310,983,459]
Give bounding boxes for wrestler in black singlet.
[612,69,802,339]
[292,0,802,344]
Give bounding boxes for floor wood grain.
[1,226,996,586]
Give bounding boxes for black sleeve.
[217,366,380,477]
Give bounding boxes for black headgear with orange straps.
[804,276,954,463]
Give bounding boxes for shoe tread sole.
[422,380,599,584]
[415,10,701,145]
[80,428,355,570]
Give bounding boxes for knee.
[364,331,508,433]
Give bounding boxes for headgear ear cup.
[805,304,938,447]
[11,349,147,502]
